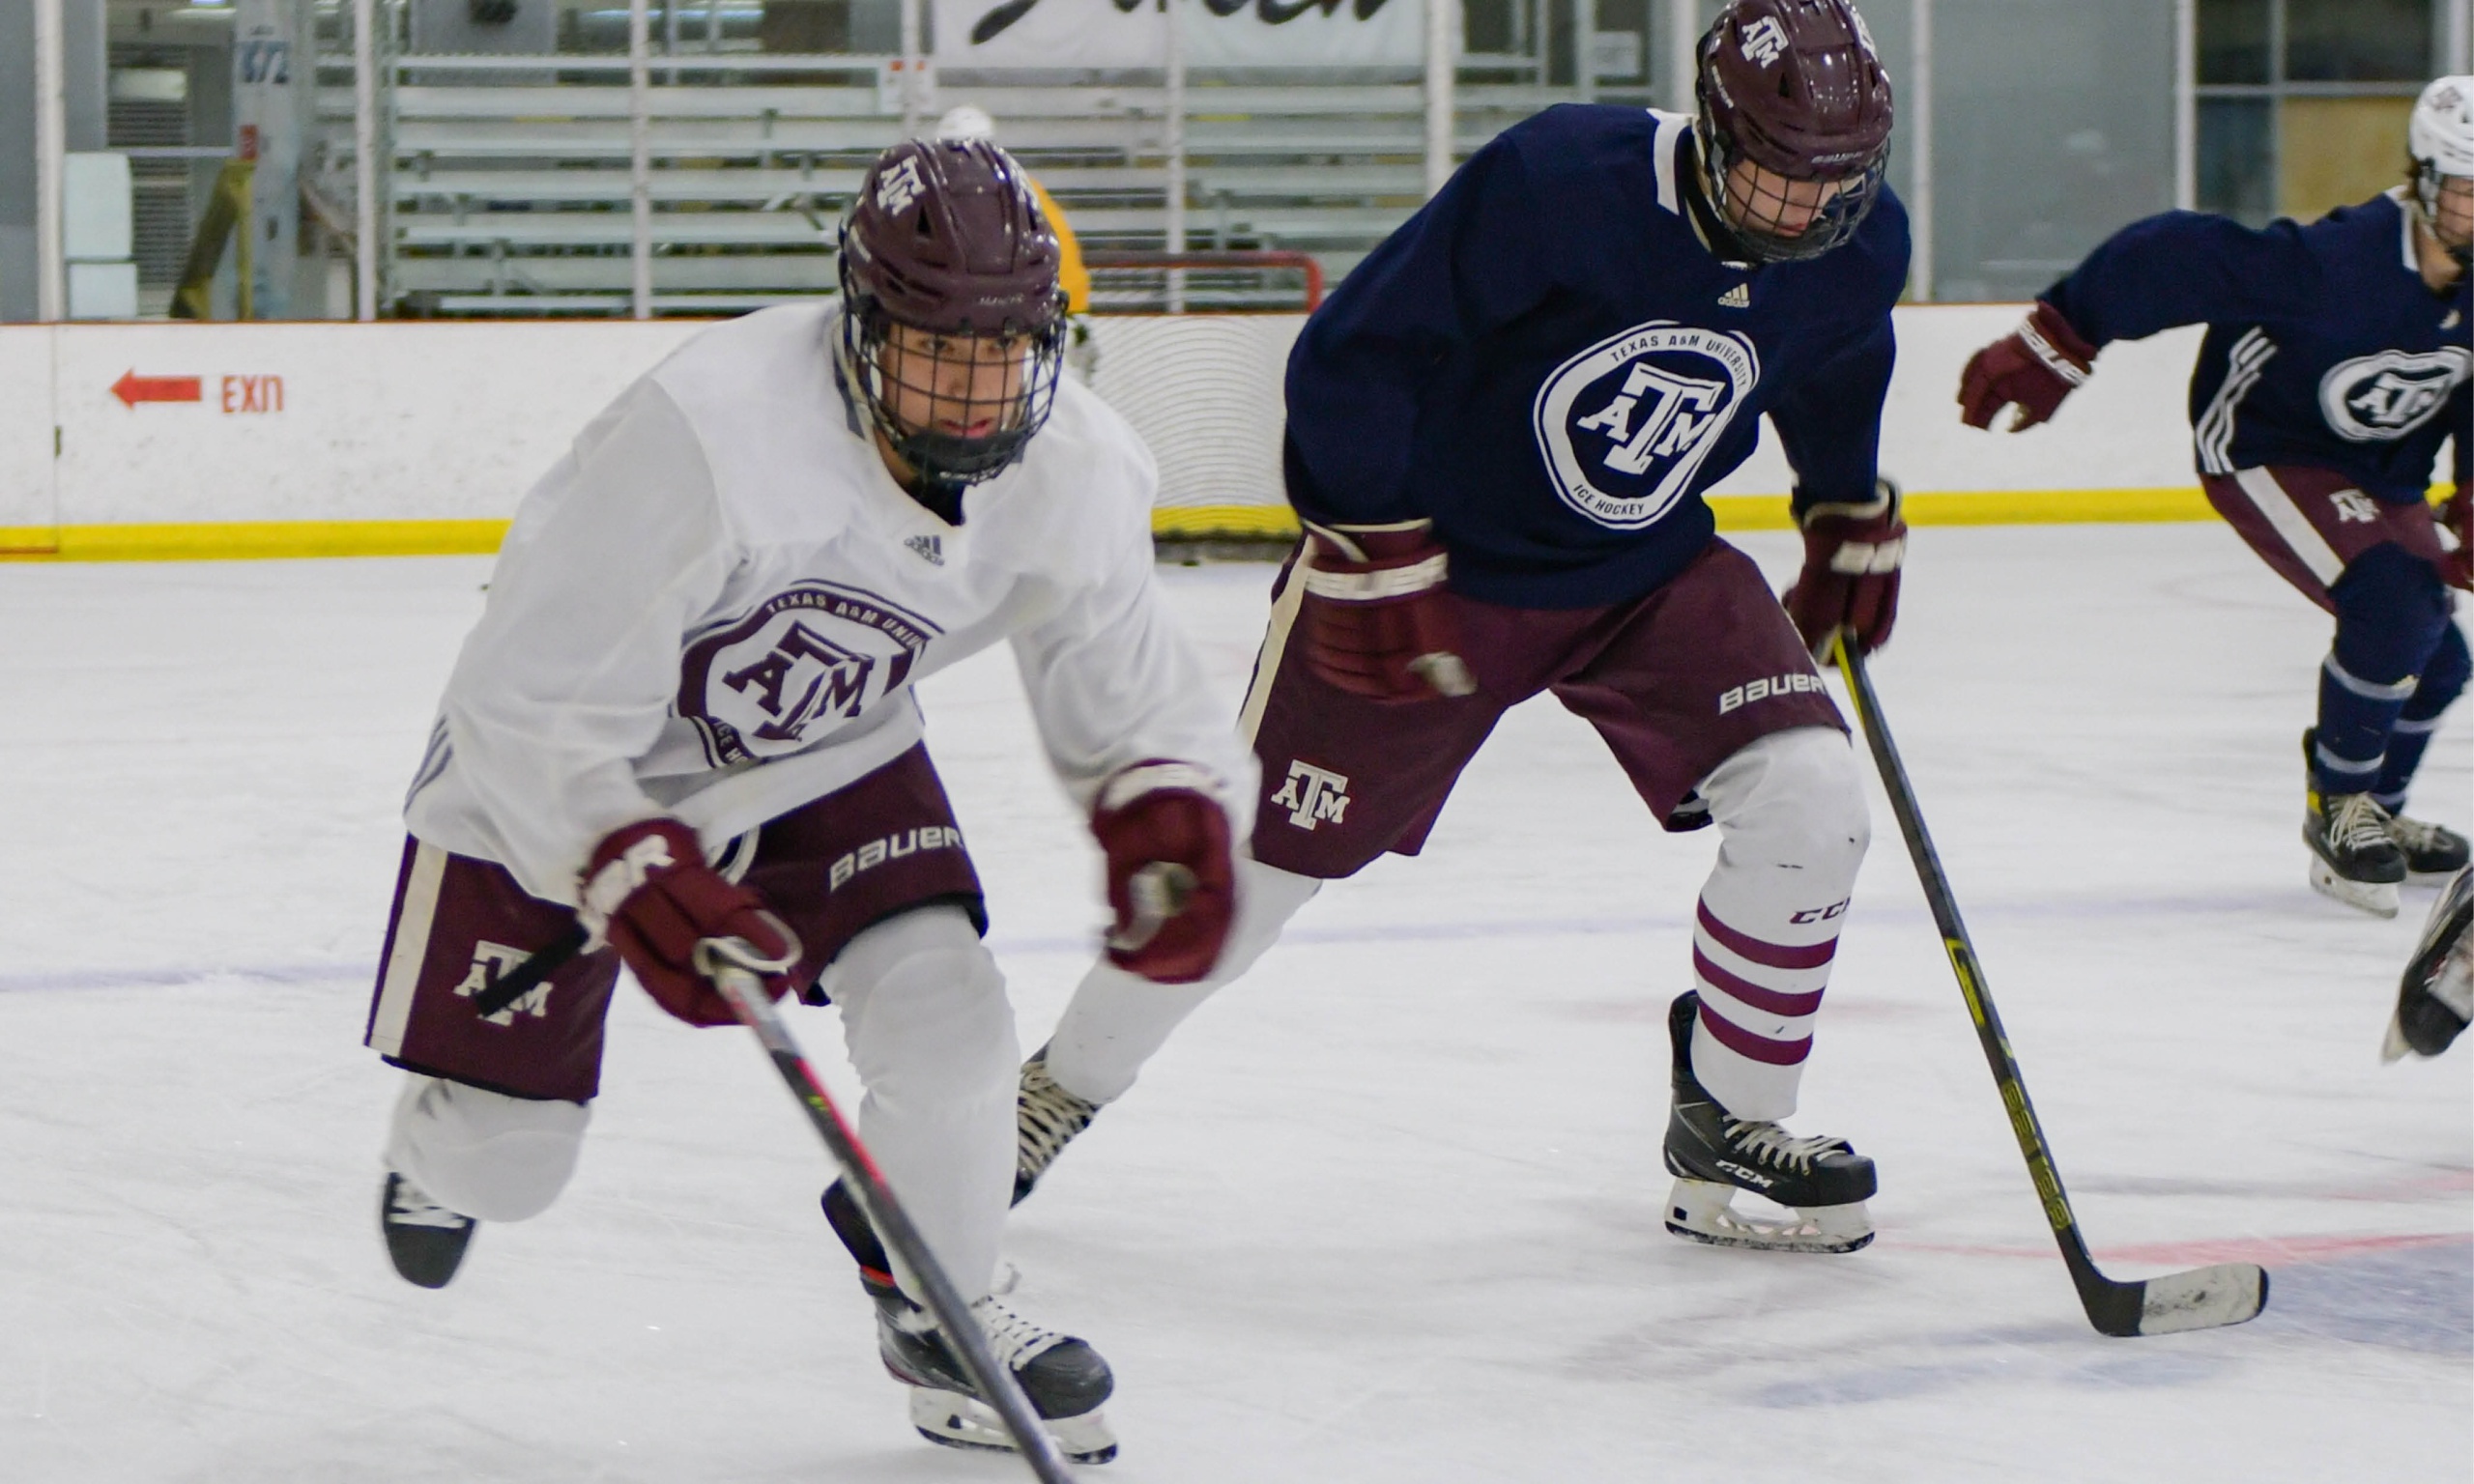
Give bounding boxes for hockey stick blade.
[2126,1263,2268,1337]
[695,938,1079,1484]
[1832,637,2268,1339]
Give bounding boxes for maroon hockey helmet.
[838,137,1069,493]
[1695,0,1895,264]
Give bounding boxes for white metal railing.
[329,52,1557,316]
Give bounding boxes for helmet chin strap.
[2411,163,2474,271]
[2410,191,2472,274]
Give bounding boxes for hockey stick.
[1830,635,2268,1337]
[693,937,1079,1483]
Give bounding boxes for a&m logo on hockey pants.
[455,941,551,1026]
[1272,760,1350,830]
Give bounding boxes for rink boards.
[0,307,2262,559]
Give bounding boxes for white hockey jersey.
[405,302,1254,906]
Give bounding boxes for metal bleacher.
[319,50,1573,317]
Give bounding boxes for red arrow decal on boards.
[112,370,204,409]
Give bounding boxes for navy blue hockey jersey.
[1280,104,1912,610]
[2042,190,2471,506]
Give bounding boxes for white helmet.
[2409,75,2474,262]
[935,104,997,142]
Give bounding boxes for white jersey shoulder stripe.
[2196,327,2277,476]
[1649,108,1692,217]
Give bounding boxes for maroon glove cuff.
[581,817,801,1027]
[1784,480,1907,658]
[1091,762,1237,985]
[2019,300,2098,382]
[1957,300,2098,432]
[1298,520,1477,701]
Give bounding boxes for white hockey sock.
[1042,857,1322,1105]
[1684,726,1870,1123]
[820,905,1018,1303]
[383,1072,591,1223]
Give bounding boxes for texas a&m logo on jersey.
[2317,348,2470,442]
[1532,321,1761,530]
[678,582,941,765]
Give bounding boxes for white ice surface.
[0,525,2466,1483]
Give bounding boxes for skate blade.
[1662,1178,1873,1255]
[907,1387,1117,1465]
[2381,1012,2413,1064]
[2309,860,2400,918]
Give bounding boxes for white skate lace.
[1724,1121,1849,1174]
[387,1176,473,1231]
[1017,1059,1099,1181]
[2328,793,2396,854]
[2387,813,2458,853]
[969,1296,1070,1370]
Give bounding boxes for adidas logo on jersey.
[905,533,944,565]
[1717,284,1750,309]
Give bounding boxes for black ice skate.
[1013,1048,1102,1206]
[2305,788,2407,916]
[824,1180,1117,1463]
[381,1171,476,1289]
[2385,866,2474,1062]
[1662,993,1876,1254]
[2386,813,2471,884]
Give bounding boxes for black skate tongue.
[822,1180,896,1285]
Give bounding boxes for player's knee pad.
[1700,726,1871,878]
[384,1072,590,1223]
[824,905,1017,1109]
[2331,543,2452,684]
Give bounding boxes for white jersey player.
[360,137,1250,1465]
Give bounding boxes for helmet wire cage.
[2409,76,2474,270]
[1694,92,1889,265]
[2410,158,2474,270]
[838,260,1069,495]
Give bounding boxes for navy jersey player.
[1008,0,1908,1256]
[1961,76,2474,918]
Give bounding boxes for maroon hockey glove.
[1091,762,1236,985]
[2441,486,2472,592]
[1783,479,1907,658]
[1957,300,2098,431]
[580,818,801,1027]
[1298,519,1479,703]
